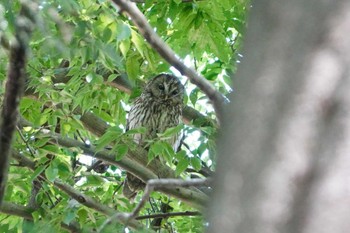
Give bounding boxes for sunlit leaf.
[175,158,189,176]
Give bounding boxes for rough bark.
[207,0,350,233]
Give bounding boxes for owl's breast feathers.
[127,94,183,151]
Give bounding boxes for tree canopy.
[0,0,248,232]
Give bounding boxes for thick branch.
[110,0,225,121]
[25,66,214,128]
[0,201,33,220]
[0,201,81,232]
[48,131,208,209]
[18,118,208,208]
[18,117,208,209]
[127,178,210,221]
[10,150,143,230]
[136,211,201,220]
[0,3,35,204]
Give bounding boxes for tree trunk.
[207,1,350,233]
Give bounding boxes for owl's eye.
[158,84,165,90]
[172,90,178,95]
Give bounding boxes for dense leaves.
[0,0,248,232]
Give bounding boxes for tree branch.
[25,65,215,128]
[0,2,35,205]
[109,0,225,121]
[10,150,143,230]
[0,201,82,233]
[135,211,201,220]
[99,179,208,232]
[126,178,210,221]
[18,117,209,209]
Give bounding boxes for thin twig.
[110,0,225,121]
[16,126,36,157]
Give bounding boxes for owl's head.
[144,74,184,105]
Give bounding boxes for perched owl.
[123,73,184,199]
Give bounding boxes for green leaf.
[124,126,147,135]
[95,126,123,151]
[131,30,145,57]
[126,54,141,81]
[42,145,61,155]
[162,141,175,165]
[148,149,156,162]
[173,0,182,5]
[31,165,47,182]
[190,157,202,171]
[150,141,164,155]
[107,73,118,82]
[45,164,58,182]
[85,175,105,186]
[158,124,183,138]
[61,122,71,134]
[77,208,88,223]
[113,144,129,160]
[119,39,131,58]
[63,210,76,224]
[175,150,186,160]
[117,21,131,41]
[190,88,198,106]
[102,27,112,41]
[175,158,189,176]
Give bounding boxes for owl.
[123,73,185,199]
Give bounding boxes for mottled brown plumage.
[123,73,184,199]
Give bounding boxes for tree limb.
[10,150,144,230]
[109,0,225,121]
[99,179,208,232]
[135,211,201,220]
[0,2,35,205]
[18,116,209,209]
[126,178,210,221]
[25,65,215,128]
[0,201,82,233]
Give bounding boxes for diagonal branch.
[0,2,35,205]
[135,211,201,220]
[109,0,225,121]
[0,201,82,233]
[24,65,215,127]
[10,150,143,230]
[18,117,209,209]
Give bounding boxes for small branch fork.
[109,0,225,121]
[99,178,211,231]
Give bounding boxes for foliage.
[0,0,248,232]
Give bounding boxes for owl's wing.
[125,99,144,144]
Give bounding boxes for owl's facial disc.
[147,74,184,104]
